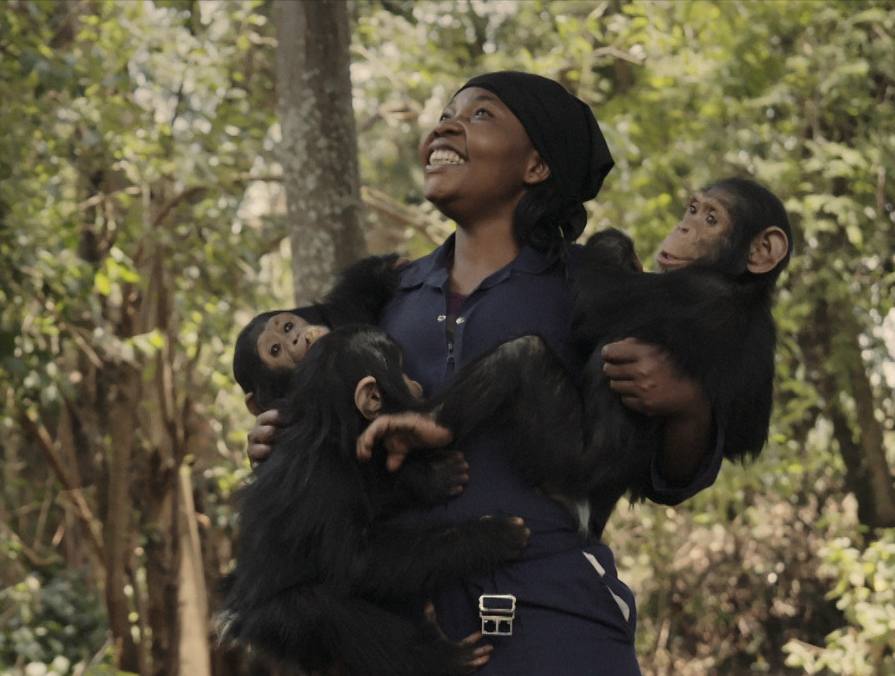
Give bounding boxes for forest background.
[1,1,894,675]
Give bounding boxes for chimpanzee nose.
[302,325,330,348]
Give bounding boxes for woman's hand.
[603,337,712,483]
[356,412,454,472]
[601,337,706,418]
[246,408,283,464]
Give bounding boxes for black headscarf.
[459,71,614,205]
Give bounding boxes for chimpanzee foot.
[428,451,470,499]
[471,515,530,562]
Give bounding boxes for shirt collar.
[399,233,559,291]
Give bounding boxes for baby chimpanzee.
[223,325,531,675]
[572,177,792,532]
[232,254,468,514]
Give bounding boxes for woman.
[250,71,722,674]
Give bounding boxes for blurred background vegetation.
[1,1,894,674]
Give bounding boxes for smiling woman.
[248,71,720,675]
[369,72,717,675]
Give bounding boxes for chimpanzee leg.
[354,517,529,602]
[229,583,477,676]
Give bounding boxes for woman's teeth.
[428,148,466,166]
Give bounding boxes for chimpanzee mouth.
[656,251,692,269]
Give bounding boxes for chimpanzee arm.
[319,253,403,327]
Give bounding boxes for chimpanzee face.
[256,312,330,370]
[656,191,734,271]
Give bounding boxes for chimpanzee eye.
[688,203,697,214]
[284,322,294,332]
[270,344,280,356]
[707,213,717,225]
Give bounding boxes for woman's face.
[419,86,542,220]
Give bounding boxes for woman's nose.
[433,116,463,135]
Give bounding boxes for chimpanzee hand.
[601,338,706,418]
[423,602,493,672]
[397,450,470,504]
[246,405,283,464]
[356,412,454,471]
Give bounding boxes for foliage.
[783,532,895,674]
[0,571,110,674]
[1,0,893,674]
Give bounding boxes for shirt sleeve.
[642,423,725,506]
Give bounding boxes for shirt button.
[456,317,465,325]
[437,314,446,322]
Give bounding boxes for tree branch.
[20,410,105,561]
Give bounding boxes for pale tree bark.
[275,0,366,305]
[177,464,212,675]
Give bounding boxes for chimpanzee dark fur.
[222,326,530,675]
[573,224,784,533]
[315,253,404,327]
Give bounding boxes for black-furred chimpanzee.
[570,176,792,531]
[221,325,532,675]
[232,253,468,516]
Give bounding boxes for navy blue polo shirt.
[381,234,724,508]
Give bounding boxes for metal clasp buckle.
[478,594,516,636]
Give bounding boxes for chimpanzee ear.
[354,376,382,420]
[746,226,789,274]
[523,150,551,186]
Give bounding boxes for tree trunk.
[104,365,142,672]
[801,297,895,529]
[275,0,365,305]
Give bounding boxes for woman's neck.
[449,219,519,296]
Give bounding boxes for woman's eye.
[270,344,280,356]
[438,110,452,122]
[284,322,294,332]
[473,108,492,118]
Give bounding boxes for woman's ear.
[354,376,382,420]
[746,226,789,274]
[523,151,551,186]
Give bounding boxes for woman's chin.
[423,180,459,210]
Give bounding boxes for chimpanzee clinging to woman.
[244,71,790,674]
